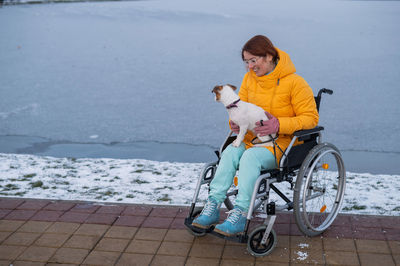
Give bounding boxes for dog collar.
[226,99,241,109]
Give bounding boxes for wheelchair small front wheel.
[186,208,207,237]
[247,226,277,257]
[293,143,346,237]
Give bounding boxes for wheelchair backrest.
[279,88,332,171]
[279,136,318,172]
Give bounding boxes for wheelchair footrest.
[210,230,248,243]
[184,217,214,234]
[184,216,248,243]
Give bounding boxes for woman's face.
[243,51,274,76]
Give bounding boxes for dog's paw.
[232,140,241,147]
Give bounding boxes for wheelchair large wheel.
[247,226,277,257]
[293,143,346,237]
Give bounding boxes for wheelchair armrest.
[293,126,324,141]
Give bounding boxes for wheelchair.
[184,88,346,257]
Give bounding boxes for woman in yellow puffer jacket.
[192,35,319,236]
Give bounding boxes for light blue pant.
[209,143,277,211]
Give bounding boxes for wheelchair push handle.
[315,88,333,112]
[318,88,333,98]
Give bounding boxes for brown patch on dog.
[212,85,223,101]
[227,84,237,91]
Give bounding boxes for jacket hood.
[248,48,296,87]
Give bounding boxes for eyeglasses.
[243,56,262,66]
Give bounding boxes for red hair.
[241,35,279,63]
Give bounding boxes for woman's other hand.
[229,120,240,134]
[254,112,279,136]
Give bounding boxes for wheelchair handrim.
[301,148,346,232]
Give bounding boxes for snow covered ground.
[1,153,399,216]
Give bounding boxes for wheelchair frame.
[184,88,346,256]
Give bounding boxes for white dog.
[212,84,276,147]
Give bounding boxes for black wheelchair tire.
[293,142,346,237]
[247,226,277,257]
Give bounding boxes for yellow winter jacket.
[238,48,319,163]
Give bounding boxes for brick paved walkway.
[0,197,399,265]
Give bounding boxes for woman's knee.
[239,148,276,170]
[239,149,262,168]
[220,143,245,163]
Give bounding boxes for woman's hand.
[229,120,240,134]
[254,112,279,136]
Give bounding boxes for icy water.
[1,0,400,174]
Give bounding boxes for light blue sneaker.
[192,197,221,229]
[214,206,247,236]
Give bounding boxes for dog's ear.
[227,84,237,91]
[212,85,222,93]
[212,85,222,101]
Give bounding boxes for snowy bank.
[0,153,399,216]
